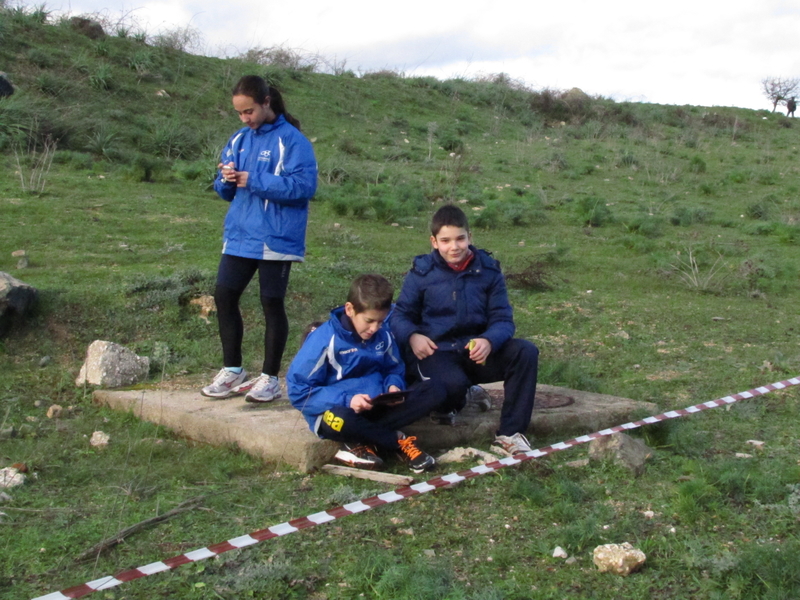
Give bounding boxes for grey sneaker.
[242,375,282,403]
[201,368,248,399]
[466,385,492,412]
[492,432,533,456]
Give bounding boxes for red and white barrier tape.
[33,376,800,600]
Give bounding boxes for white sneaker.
[201,368,248,399]
[492,432,533,456]
[242,374,282,403]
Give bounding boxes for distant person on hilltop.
[201,75,318,402]
[788,97,796,118]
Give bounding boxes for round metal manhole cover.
[488,389,575,409]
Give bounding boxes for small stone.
[0,491,12,503]
[46,405,63,419]
[735,453,753,459]
[38,356,52,367]
[33,400,43,408]
[746,440,765,448]
[553,546,568,559]
[11,250,26,258]
[565,556,577,565]
[423,549,436,557]
[0,427,15,440]
[16,256,29,269]
[643,510,655,519]
[90,431,110,447]
[592,542,646,576]
[437,446,500,463]
[0,467,25,489]
[25,416,38,423]
[398,528,414,536]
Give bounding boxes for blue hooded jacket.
[390,246,515,354]
[213,114,318,261]
[287,306,406,431]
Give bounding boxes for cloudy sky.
[55,0,800,110]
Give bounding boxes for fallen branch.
[320,464,414,486]
[75,496,205,563]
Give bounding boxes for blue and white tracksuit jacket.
[213,114,318,261]
[287,306,406,432]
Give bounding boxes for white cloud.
[53,0,800,110]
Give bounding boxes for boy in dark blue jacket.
[287,274,442,473]
[391,205,539,456]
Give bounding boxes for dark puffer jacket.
[390,246,515,354]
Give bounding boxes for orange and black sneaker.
[396,434,436,473]
[334,443,384,470]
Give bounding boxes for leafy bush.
[575,196,613,227]
[689,155,706,173]
[89,63,112,90]
[436,128,464,153]
[670,207,713,226]
[471,203,501,229]
[746,200,772,219]
[618,151,638,168]
[626,214,664,237]
[35,73,67,96]
[150,25,203,53]
[26,47,55,68]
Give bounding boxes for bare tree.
[762,76,800,112]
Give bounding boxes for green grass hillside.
[3,7,800,600]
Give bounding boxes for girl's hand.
[233,171,249,187]
[219,162,236,183]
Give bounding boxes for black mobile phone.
[369,390,410,405]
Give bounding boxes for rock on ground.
[0,272,38,338]
[76,340,150,388]
[593,542,646,576]
[588,432,653,476]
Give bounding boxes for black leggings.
[214,255,291,376]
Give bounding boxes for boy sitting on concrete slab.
[287,274,443,473]
[390,204,540,456]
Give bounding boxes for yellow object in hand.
[468,339,486,365]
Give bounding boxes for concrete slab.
[93,383,657,473]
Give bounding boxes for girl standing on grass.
[202,75,318,402]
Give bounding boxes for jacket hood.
[328,305,365,346]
